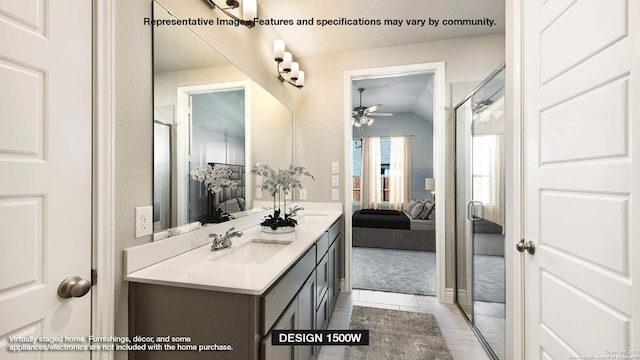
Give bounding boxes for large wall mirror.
[153,1,293,239]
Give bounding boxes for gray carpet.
[345,306,453,360]
[474,254,505,303]
[352,247,435,296]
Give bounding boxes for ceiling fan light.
[367,118,374,126]
[354,121,362,127]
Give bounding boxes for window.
[352,138,392,202]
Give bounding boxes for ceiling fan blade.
[368,112,393,117]
[365,104,383,113]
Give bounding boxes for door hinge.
[91,269,97,286]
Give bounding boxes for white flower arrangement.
[190,164,238,195]
[251,164,314,229]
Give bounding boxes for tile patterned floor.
[318,289,491,360]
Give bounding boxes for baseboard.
[443,288,455,303]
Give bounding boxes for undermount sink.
[213,239,293,264]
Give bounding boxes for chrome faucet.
[210,227,243,251]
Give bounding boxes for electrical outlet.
[331,162,339,174]
[332,175,339,187]
[299,189,307,200]
[331,189,339,200]
[255,187,263,199]
[135,206,153,238]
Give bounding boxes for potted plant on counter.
[251,164,314,233]
[190,164,238,224]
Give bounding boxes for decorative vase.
[261,226,295,234]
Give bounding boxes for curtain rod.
[352,135,414,140]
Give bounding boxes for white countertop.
[125,210,342,295]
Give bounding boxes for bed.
[352,207,436,251]
[207,163,246,214]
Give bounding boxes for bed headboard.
[210,163,245,203]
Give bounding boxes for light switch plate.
[255,187,263,199]
[299,189,307,200]
[331,189,339,200]
[135,206,153,238]
[256,176,263,186]
[331,162,339,174]
[332,175,339,187]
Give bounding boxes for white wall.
[295,33,505,289]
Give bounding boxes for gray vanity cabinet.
[261,273,316,360]
[327,232,342,315]
[129,216,342,360]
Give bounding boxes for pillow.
[236,197,246,211]
[428,209,436,221]
[405,199,420,213]
[409,202,425,219]
[218,198,242,213]
[418,201,435,220]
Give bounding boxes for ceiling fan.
[352,88,393,129]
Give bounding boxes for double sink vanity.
[125,206,343,360]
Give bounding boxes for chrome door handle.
[516,239,536,255]
[58,276,91,298]
[466,200,484,221]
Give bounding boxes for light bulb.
[274,40,284,62]
[283,52,292,72]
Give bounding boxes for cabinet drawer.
[316,252,329,303]
[315,232,329,260]
[315,290,329,330]
[328,217,342,244]
[262,248,315,335]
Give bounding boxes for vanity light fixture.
[274,40,304,88]
[204,0,257,28]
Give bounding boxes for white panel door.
[523,0,638,358]
[0,0,92,359]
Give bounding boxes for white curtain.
[361,137,381,209]
[389,136,411,210]
[472,134,504,228]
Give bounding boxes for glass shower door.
[455,65,506,359]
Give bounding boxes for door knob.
[516,239,535,255]
[58,276,91,298]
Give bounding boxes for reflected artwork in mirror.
[153,1,293,239]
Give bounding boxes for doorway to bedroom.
[347,67,442,297]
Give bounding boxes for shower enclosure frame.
[454,63,506,360]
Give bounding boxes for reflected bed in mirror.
[153,1,293,240]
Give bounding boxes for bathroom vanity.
[125,211,343,360]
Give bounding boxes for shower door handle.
[466,200,484,221]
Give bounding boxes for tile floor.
[318,289,491,360]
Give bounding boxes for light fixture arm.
[276,62,302,88]
[204,0,255,28]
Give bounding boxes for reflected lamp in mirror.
[425,178,435,202]
[204,0,257,28]
[274,40,305,88]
